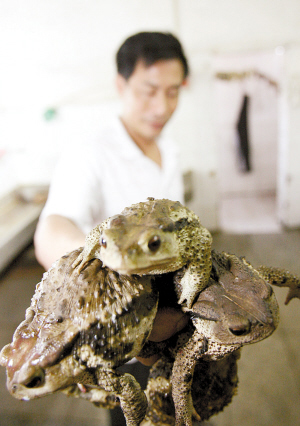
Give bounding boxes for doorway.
[213,50,283,233]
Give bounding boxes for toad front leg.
[177,227,212,309]
[96,369,147,426]
[172,331,207,426]
[178,259,212,309]
[61,384,118,409]
[72,220,109,272]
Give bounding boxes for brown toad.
[2,195,300,426]
[1,245,299,426]
[141,327,240,426]
[0,248,159,426]
[135,249,299,426]
[73,198,212,309]
[170,250,288,426]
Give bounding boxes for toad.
[1,197,300,426]
[0,249,159,426]
[169,251,283,426]
[1,247,299,426]
[137,249,299,426]
[73,198,212,309]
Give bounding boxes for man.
[34,31,188,269]
[34,31,190,423]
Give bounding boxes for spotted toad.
[1,246,299,426]
[0,248,159,426]
[73,198,212,309]
[1,197,300,426]
[141,327,240,426]
[137,248,299,426]
[169,250,283,426]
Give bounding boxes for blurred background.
[0,1,300,425]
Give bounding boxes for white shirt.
[42,117,184,234]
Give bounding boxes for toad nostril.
[109,214,126,227]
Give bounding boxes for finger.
[148,307,189,342]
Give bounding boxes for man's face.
[117,59,185,142]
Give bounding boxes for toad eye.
[229,322,250,336]
[148,236,161,252]
[267,284,274,297]
[100,238,107,249]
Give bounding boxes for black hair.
[116,31,189,80]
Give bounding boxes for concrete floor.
[0,231,300,426]
[210,231,300,426]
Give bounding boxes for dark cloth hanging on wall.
[236,95,252,172]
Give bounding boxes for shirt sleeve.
[41,145,104,234]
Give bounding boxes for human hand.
[136,307,189,366]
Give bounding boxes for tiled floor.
[1,230,300,426]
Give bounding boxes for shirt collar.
[114,116,162,160]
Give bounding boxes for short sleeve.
[41,145,104,233]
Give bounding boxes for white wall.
[278,45,300,227]
[177,0,300,53]
[0,0,177,193]
[1,0,300,229]
[166,52,218,229]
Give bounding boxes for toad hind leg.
[96,369,147,426]
[172,331,207,426]
[257,265,300,305]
